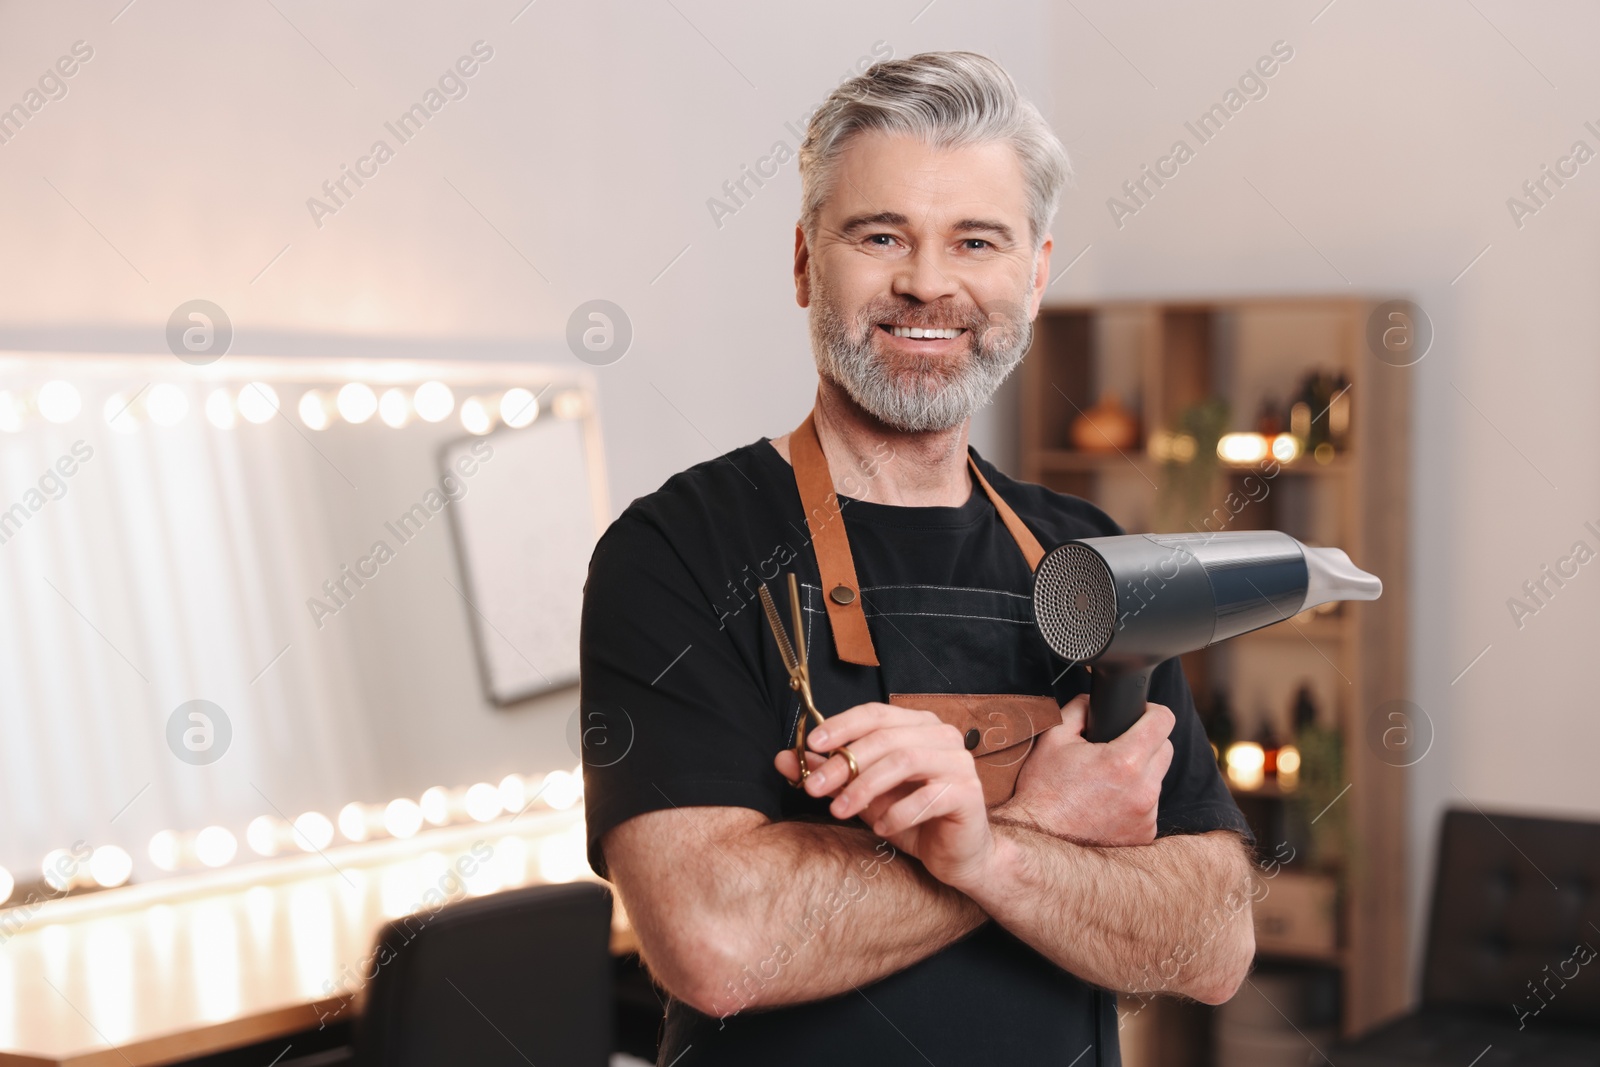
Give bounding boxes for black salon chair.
[352,880,616,1067]
[1327,807,1600,1065]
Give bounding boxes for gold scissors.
[758,573,857,789]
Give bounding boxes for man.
[581,50,1255,1066]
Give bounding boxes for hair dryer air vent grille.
[1033,542,1117,662]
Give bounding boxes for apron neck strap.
[788,411,1046,668]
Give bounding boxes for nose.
[890,243,960,305]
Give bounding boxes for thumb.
[1059,692,1089,737]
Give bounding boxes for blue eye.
[964,239,991,250]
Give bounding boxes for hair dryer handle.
[1085,664,1154,743]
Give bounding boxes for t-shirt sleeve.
[578,511,787,882]
[1147,655,1255,844]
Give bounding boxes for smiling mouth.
[877,324,968,340]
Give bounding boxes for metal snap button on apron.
[964,728,981,750]
[829,585,856,605]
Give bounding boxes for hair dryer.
[1031,530,1382,742]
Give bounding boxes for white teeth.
[888,326,962,339]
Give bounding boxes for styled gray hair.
[798,51,1072,252]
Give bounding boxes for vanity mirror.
[0,353,606,893]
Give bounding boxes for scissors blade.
[757,582,801,676]
[785,572,807,675]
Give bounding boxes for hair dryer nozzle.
[1301,545,1382,611]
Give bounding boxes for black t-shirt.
[579,436,1252,1065]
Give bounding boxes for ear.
[793,224,812,308]
[1027,234,1052,320]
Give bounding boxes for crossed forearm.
[690,816,1251,1015]
[689,819,986,1017]
[967,822,1256,1003]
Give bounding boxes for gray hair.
[798,51,1072,252]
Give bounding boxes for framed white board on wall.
[441,409,606,706]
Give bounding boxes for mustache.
[858,304,987,331]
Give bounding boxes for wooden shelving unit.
[1019,298,1412,1048]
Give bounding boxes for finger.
[1106,701,1176,757]
[807,702,940,752]
[801,723,963,797]
[856,783,918,828]
[1152,737,1175,780]
[775,749,824,781]
[829,746,974,821]
[873,778,983,837]
[1058,693,1089,735]
[775,746,858,792]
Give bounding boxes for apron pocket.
[886,692,1063,806]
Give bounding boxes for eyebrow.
[837,211,1017,244]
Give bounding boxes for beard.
[808,277,1035,434]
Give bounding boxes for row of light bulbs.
[0,381,584,437]
[0,767,583,906]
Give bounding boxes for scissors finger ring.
[837,745,859,784]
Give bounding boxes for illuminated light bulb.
[1271,432,1300,463]
[338,802,369,842]
[149,831,180,872]
[0,865,12,905]
[1147,430,1174,462]
[89,845,133,888]
[383,798,423,840]
[1276,744,1302,791]
[103,394,139,433]
[497,774,526,815]
[464,783,503,823]
[195,826,238,868]
[460,396,493,436]
[552,391,585,420]
[145,383,188,427]
[292,812,334,852]
[297,390,330,431]
[544,770,582,811]
[205,388,237,429]
[1217,432,1269,465]
[377,388,411,429]
[238,383,280,424]
[42,849,74,891]
[0,391,22,433]
[336,383,377,424]
[1225,742,1266,791]
[414,381,454,423]
[500,388,539,429]
[37,380,81,424]
[246,815,280,857]
[419,786,451,826]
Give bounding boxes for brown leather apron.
[788,411,1064,806]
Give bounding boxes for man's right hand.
[774,702,997,893]
[991,693,1174,847]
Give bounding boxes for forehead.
[821,129,1029,232]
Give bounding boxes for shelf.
[1035,447,1352,477]
[1227,778,1305,801]
[1233,611,1344,644]
[1036,448,1154,472]
[1020,297,1413,1038]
